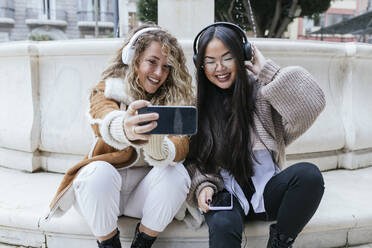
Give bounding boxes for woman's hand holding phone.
[123,100,159,141]
[198,186,214,213]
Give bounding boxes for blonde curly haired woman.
[46,25,194,248]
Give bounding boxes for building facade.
[289,0,371,42]
[0,0,139,42]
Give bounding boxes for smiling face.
[137,41,170,94]
[203,38,237,89]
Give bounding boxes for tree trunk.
[227,0,235,22]
[243,0,263,37]
[216,11,225,21]
[217,1,235,23]
[268,0,282,37]
[254,15,264,37]
[222,13,234,23]
[275,0,298,38]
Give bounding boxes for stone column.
[158,0,214,40]
[0,42,41,172]
[119,0,130,37]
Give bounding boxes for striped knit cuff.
[143,136,177,167]
[143,135,167,160]
[109,112,127,143]
[99,110,129,150]
[257,59,281,85]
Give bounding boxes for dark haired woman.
[186,23,326,248]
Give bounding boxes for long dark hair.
[186,25,258,186]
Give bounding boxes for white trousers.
[72,161,191,237]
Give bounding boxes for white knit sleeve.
[98,110,130,150]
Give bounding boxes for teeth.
[216,74,229,79]
[149,77,160,83]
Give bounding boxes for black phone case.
[138,106,197,135]
[210,190,233,208]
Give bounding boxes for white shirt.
[220,149,280,215]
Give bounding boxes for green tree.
[137,0,157,23]
[216,0,332,38]
[137,0,332,38]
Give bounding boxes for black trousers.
[205,162,325,248]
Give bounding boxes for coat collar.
[104,77,133,105]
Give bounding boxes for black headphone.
[193,22,252,66]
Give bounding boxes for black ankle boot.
[97,229,121,248]
[130,223,156,248]
[267,224,295,248]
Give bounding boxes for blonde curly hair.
[101,25,194,106]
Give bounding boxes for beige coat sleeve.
[88,81,134,150]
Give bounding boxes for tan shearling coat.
[43,77,189,222]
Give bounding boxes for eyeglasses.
[203,55,235,72]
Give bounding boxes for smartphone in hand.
[208,191,233,211]
[137,106,197,135]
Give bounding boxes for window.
[313,14,325,27]
[30,0,57,20]
[303,14,326,34]
[0,0,15,19]
[0,32,10,42]
[39,0,56,20]
[100,1,111,22]
[327,14,352,26]
[26,0,62,21]
[77,0,113,22]
[303,17,314,34]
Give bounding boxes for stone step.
[0,166,371,248]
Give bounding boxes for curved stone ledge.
[1,40,372,172]
[0,42,38,57]
[1,166,372,248]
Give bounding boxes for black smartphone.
[209,191,233,211]
[137,106,197,135]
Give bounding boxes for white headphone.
[121,27,161,65]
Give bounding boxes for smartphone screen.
[137,106,197,135]
[209,191,233,211]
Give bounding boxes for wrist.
[200,186,214,196]
[123,125,134,141]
